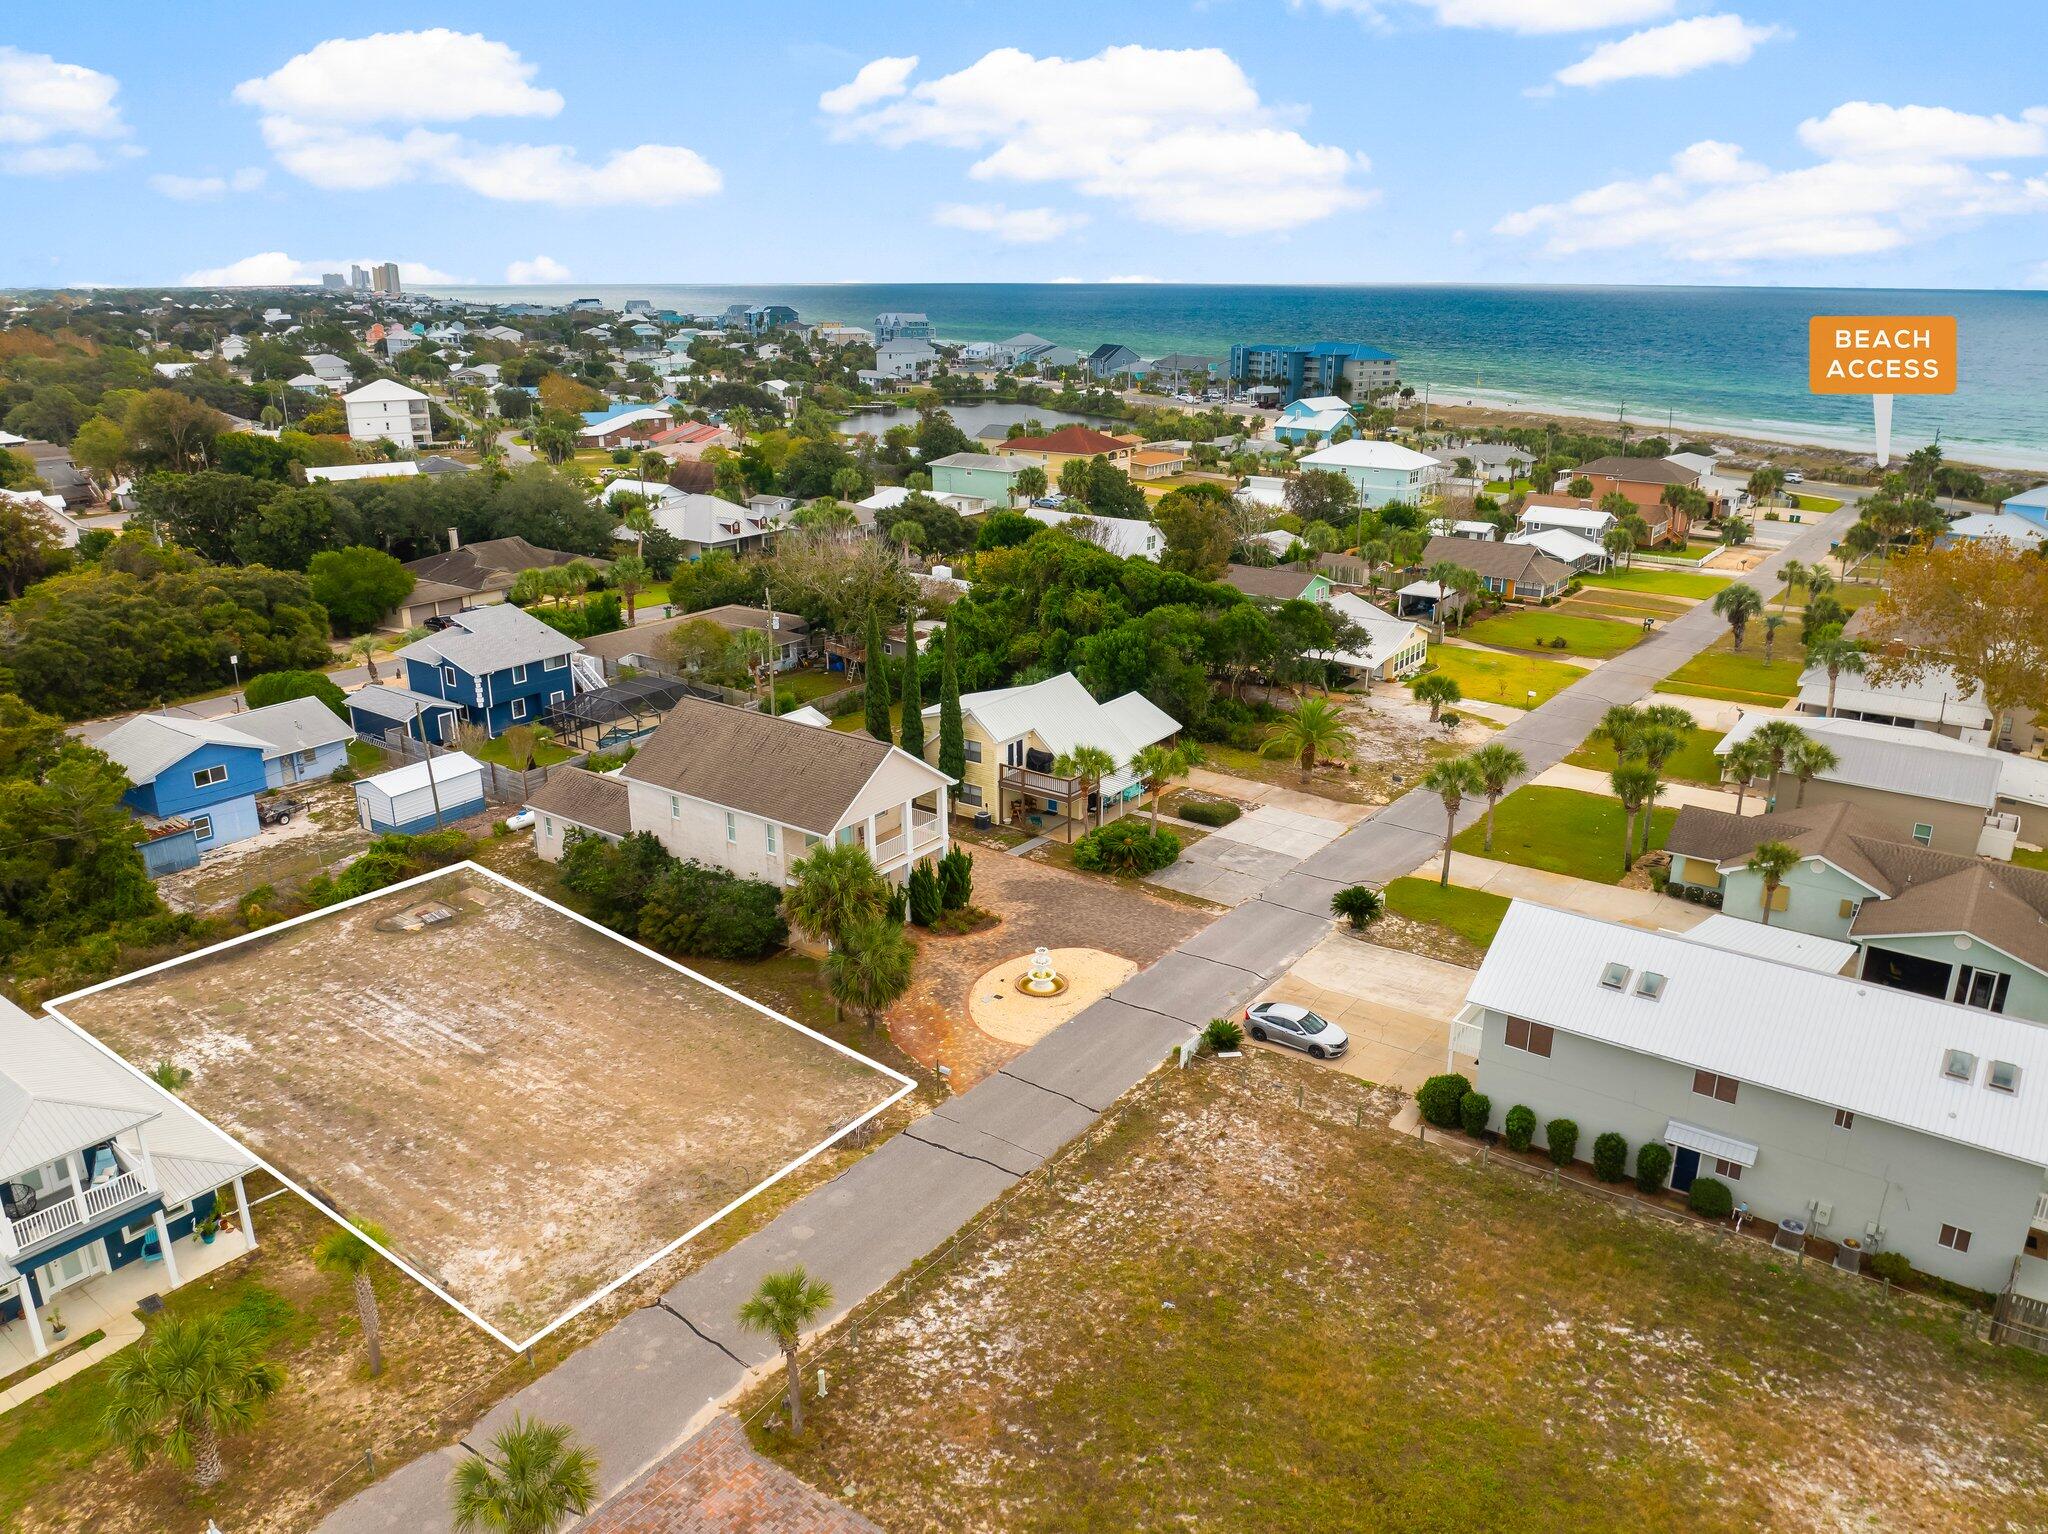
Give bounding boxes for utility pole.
[411,703,446,829]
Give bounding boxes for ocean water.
[425,283,2048,469]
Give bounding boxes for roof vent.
[1599,962,1630,991]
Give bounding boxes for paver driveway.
[1147,803,1349,907]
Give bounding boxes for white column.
[234,1174,256,1250]
[901,797,914,862]
[17,1280,47,1358]
[935,784,950,856]
[152,1208,183,1288]
[865,812,878,861]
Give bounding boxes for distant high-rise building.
[321,272,345,290]
[373,262,402,297]
[350,264,369,292]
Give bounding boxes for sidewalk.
[1530,761,1759,814]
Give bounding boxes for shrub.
[1687,1176,1735,1219]
[329,764,359,784]
[1868,1251,1912,1285]
[1416,1072,1470,1130]
[243,668,349,719]
[936,845,974,910]
[636,860,788,960]
[906,860,943,926]
[1458,1091,1491,1137]
[1549,635,1567,649]
[1633,1141,1672,1194]
[1330,884,1384,932]
[1178,797,1241,827]
[1071,819,1181,876]
[1648,867,1670,894]
[1504,1104,1536,1153]
[1439,712,1460,728]
[1592,1131,1629,1182]
[1544,1117,1578,1167]
[1203,1017,1244,1053]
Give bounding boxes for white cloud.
[1496,110,2048,264]
[150,167,265,200]
[1555,13,1781,88]
[933,202,1083,244]
[818,56,916,115]
[823,46,1369,234]
[506,255,571,283]
[238,31,720,207]
[1797,101,2048,162]
[182,251,466,287]
[233,30,562,123]
[1298,0,1673,32]
[0,46,130,177]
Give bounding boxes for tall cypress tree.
[896,613,926,760]
[938,620,966,784]
[863,605,893,744]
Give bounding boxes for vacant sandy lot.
[58,869,903,1344]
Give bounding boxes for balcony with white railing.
[1,1170,153,1258]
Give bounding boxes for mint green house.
[929,451,1041,508]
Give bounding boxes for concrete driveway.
[1421,851,1717,932]
[1148,803,1347,907]
[1244,931,1476,1091]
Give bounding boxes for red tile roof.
[1000,425,1133,456]
[579,1415,881,1533]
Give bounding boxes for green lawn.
[2012,846,2048,872]
[1411,645,1581,710]
[1792,493,1845,514]
[1382,876,1511,950]
[765,668,853,709]
[1578,566,1731,599]
[472,734,577,769]
[1482,476,1535,495]
[346,740,388,773]
[1451,784,1676,884]
[1460,610,1644,660]
[1565,596,1688,623]
[1568,726,1727,785]
[1660,644,1805,706]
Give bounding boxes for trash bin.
[973,810,992,830]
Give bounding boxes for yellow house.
[921,671,1179,841]
[993,425,1140,476]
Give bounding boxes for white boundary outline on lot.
[46,859,916,1354]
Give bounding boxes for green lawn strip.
[2011,847,2048,872]
[1566,727,1727,785]
[1565,598,1686,624]
[1661,643,1803,704]
[1411,645,1582,710]
[1578,567,1731,598]
[1659,680,1798,707]
[1382,876,1510,950]
[1791,493,1844,513]
[766,669,853,708]
[472,735,577,769]
[1450,784,1675,884]
[345,740,388,773]
[1460,610,1644,660]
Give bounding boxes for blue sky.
[5,1,2046,290]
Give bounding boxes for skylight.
[1600,962,1630,991]
[1942,1048,1977,1083]
[1635,971,1667,1001]
[1988,1060,2021,1095]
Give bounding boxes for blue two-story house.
[395,604,587,738]
[0,1003,259,1364]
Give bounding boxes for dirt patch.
[1363,912,1489,968]
[886,852,1207,1088]
[156,779,374,914]
[56,868,903,1344]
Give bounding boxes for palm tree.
[1633,721,1687,857]
[1723,734,1772,815]
[314,1219,392,1378]
[1260,697,1353,783]
[1711,583,1764,651]
[783,841,889,950]
[738,1267,835,1434]
[608,553,651,625]
[1610,761,1660,874]
[1788,736,1841,808]
[1468,742,1526,855]
[1131,740,1202,828]
[1749,718,1809,803]
[1601,525,1634,570]
[1052,743,1118,829]
[620,499,656,559]
[1746,840,1800,926]
[1330,885,1384,932]
[1803,624,1868,717]
[637,448,666,487]
[1421,755,1484,886]
[1761,613,1783,664]
[1591,703,1644,761]
[1423,559,1464,639]
[451,1416,599,1534]
[1777,558,1809,611]
[824,914,914,1032]
[348,633,382,682]
[104,1313,284,1488]
[1411,673,1461,723]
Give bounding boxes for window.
[1942,1048,1976,1082]
[550,690,565,705]
[1955,966,2011,1014]
[1838,898,1859,919]
[442,664,458,689]
[1988,1060,2021,1095]
[1939,1223,1972,1253]
[298,749,317,765]
[1833,1108,1855,1130]
[543,816,553,836]
[1504,1016,1554,1057]
[511,664,528,684]
[1912,822,1934,846]
[669,795,680,818]
[1692,1070,1739,1104]
[765,823,778,854]
[190,814,215,844]
[957,782,984,807]
[1634,971,1667,1001]
[1599,962,1630,991]
[545,655,568,671]
[509,697,528,721]
[192,763,228,789]
[1713,1159,1743,1180]
[962,738,983,763]
[725,811,737,843]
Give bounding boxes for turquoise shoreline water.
[424,283,2048,470]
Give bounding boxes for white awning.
[1665,1119,1758,1168]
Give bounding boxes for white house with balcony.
[528,697,951,885]
[343,378,433,450]
[0,1003,259,1371]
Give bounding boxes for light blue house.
[396,605,586,738]
[231,697,355,788]
[347,685,465,746]
[2000,484,2048,532]
[1271,395,1355,445]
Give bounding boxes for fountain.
[1016,945,1068,998]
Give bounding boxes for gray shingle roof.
[397,603,582,676]
[524,768,632,838]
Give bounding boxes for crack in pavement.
[902,1126,1029,1179]
[656,1300,747,1367]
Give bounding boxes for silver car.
[1243,1001,1349,1060]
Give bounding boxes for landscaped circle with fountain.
[1017,946,1069,997]
[969,946,1136,1049]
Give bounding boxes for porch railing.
[4,1170,149,1255]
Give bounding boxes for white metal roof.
[1518,503,1615,535]
[342,378,428,403]
[305,461,420,482]
[1300,439,1443,473]
[358,751,485,799]
[1664,1119,1758,1167]
[1311,593,1427,673]
[397,603,582,675]
[1507,527,1605,564]
[1946,512,2047,549]
[1717,714,2002,810]
[1468,902,2048,1168]
[1793,663,1988,728]
[1663,913,1857,973]
[345,684,464,720]
[946,672,1178,781]
[1022,509,1162,560]
[95,713,272,785]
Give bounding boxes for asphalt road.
[316,499,1863,1530]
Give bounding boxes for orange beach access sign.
[1808,315,1956,395]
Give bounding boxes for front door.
[1670,1147,1700,1193]
[38,1241,105,1297]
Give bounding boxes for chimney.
[447,527,460,552]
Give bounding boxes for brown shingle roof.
[524,767,631,838]
[1223,563,1322,601]
[579,1414,881,1533]
[999,425,1133,456]
[1851,863,2048,971]
[1418,535,1571,589]
[402,537,604,596]
[621,698,899,836]
[1577,456,1698,486]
